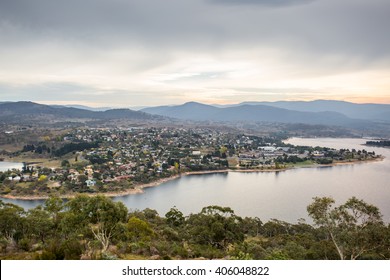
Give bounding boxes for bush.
[18,238,31,252]
[62,239,83,260]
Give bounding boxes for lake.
[0,161,24,172]
[1,138,390,223]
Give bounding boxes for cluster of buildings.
[1,127,378,194]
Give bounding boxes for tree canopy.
[307,196,385,260]
[0,196,388,260]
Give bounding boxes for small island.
[366,140,390,148]
[0,127,383,199]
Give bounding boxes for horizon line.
[1,99,390,109]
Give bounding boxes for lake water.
[0,161,24,172]
[1,138,390,223]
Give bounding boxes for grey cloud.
[0,0,227,55]
[1,0,390,106]
[0,82,186,106]
[0,82,98,102]
[1,0,389,64]
[209,0,315,7]
[231,87,330,94]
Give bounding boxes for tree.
[165,207,185,227]
[186,206,244,250]
[64,195,128,253]
[0,202,25,246]
[38,175,48,182]
[307,196,385,260]
[78,174,88,186]
[26,206,53,244]
[44,196,64,229]
[0,172,6,183]
[44,196,64,217]
[262,219,291,237]
[241,217,263,236]
[126,216,154,242]
[174,162,180,172]
[219,146,228,158]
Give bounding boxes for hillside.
[0,101,154,123]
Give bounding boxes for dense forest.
[0,195,389,260]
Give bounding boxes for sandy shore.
[0,156,384,201]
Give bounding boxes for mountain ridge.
[1,100,389,128]
[140,101,373,127]
[0,101,154,122]
[237,100,390,121]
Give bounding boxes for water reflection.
[0,198,46,209]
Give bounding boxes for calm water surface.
[2,138,390,223]
[0,161,23,172]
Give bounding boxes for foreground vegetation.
[0,195,389,260]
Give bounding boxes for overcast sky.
[0,0,389,107]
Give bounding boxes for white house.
[85,179,96,187]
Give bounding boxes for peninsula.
[0,126,382,199]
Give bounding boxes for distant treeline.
[366,140,390,147]
[22,144,51,154]
[53,142,99,157]
[21,141,100,157]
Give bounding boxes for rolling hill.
[2,100,388,130]
[239,100,390,122]
[0,101,154,122]
[141,101,370,127]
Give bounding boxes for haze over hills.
[234,100,390,122]
[1,100,390,132]
[140,101,377,127]
[33,100,390,123]
[51,104,113,112]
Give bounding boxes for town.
[0,126,381,198]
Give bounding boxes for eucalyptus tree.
[0,201,25,247]
[165,207,185,227]
[64,195,127,253]
[307,196,385,260]
[186,206,244,250]
[25,206,53,244]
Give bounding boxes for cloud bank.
[0,0,389,106]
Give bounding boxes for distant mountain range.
[1,100,389,129]
[0,101,153,122]
[237,100,390,122]
[140,101,387,127]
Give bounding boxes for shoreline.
[0,156,384,201]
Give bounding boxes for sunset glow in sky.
[0,0,389,107]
